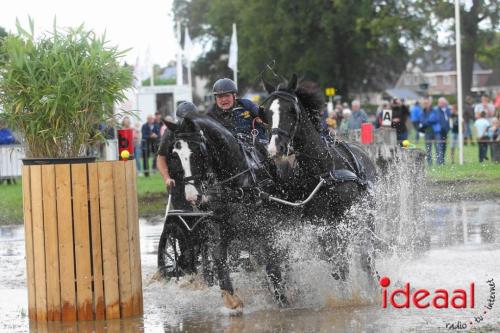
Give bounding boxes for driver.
[208,78,267,142]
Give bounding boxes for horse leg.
[208,222,243,310]
[265,245,289,307]
[318,224,349,282]
[359,196,378,288]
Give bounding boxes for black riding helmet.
[176,101,197,119]
[213,78,237,95]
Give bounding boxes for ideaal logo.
[379,276,496,330]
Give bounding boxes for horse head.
[164,115,211,205]
[261,74,301,158]
[164,113,250,206]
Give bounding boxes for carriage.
[157,193,214,282]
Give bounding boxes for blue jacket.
[433,106,451,134]
[421,107,441,134]
[141,122,160,142]
[410,104,422,122]
[209,98,267,141]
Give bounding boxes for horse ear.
[262,78,275,94]
[163,120,178,131]
[287,73,298,91]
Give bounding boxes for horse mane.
[279,80,325,132]
[184,113,239,148]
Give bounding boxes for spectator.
[347,100,368,130]
[133,122,142,174]
[420,97,439,166]
[141,114,161,176]
[121,116,132,129]
[410,101,422,142]
[449,104,461,164]
[334,103,343,127]
[325,109,337,134]
[491,118,500,162]
[391,98,410,143]
[474,111,490,163]
[494,92,500,116]
[474,95,495,119]
[340,108,352,136]
[464,96,475,145]
[433,97,451,165]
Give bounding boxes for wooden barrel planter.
[21,160,143,321]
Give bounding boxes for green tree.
[173,0,425,97]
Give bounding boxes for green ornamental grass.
[0,18,133,158]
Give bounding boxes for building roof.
[412,48,486,73]
[384,88,421,100]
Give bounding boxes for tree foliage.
[174,0,499,98]
[173,0,426,96]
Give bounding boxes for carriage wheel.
[158,222,189,279]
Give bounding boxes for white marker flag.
[184,27,194,62]
[228,23,238,73]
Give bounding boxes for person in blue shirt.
[419,97,439,165]
[433,97,451,165]
[207,78,267,142]
[410,101,422,143]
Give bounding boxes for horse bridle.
[173,130,253,200]
[261,90,303,149]
[173,131,213,190]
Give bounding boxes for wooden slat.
[71,163,93,320]
[30,165,47,321]
[55,164,77,321]
[125,161,143,315]
[113,161,133,317]
[22,166,36,320]
[42,165,61,321]
[88,163,105,320]
[98,162,120,319]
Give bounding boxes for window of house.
[473,75,478,87]
[428,76,436,86]
[443,75,450,85]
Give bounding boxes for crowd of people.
[321,94,500,165]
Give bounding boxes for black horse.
[164,115,291,310]
[261,75,378,283]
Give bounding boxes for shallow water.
[1,200,499,332]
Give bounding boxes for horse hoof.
[222,290,244,310]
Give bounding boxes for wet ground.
[1,199,499,332]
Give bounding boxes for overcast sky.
[0,0,179,66]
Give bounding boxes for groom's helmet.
[213,78,237,96]
[176,102,197,120]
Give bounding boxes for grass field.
[0,143,498,225]
[411,139,500,182]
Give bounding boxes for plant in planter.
[0,20,142,322]
[0,19,133,158]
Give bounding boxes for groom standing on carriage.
[208,78,268,143]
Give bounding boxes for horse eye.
[174,141,181,150]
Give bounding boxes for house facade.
[395,49,493,96]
